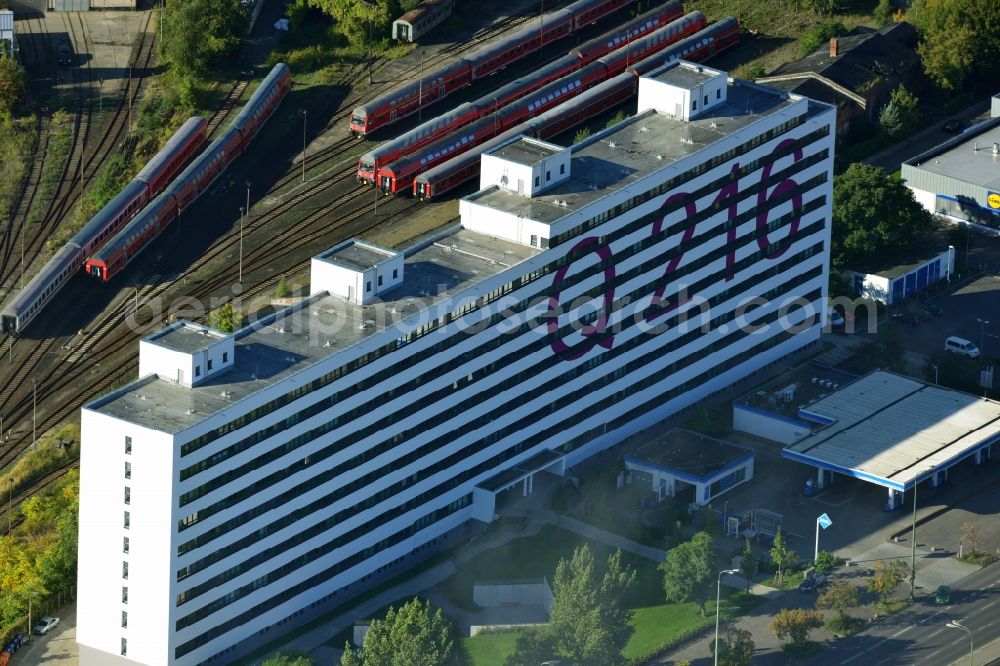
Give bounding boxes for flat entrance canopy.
[783,371,1000,492]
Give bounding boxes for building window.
[124,461,131,479]
[122,587,128,604]
[121,638,127,656]
[704,95,709,105]
[123,537,129,554]
[366,281,372,292]
[124,511,130,529]
[223,352,228,363]
[122,611,127,628]
[530,235,538,247]
[393,269,398,279]
[195,365,201,377]
[546,170,551,182]
[207,359,213,371]
[123,561,128,579]
[692,100,697,110]
[124,487,130,505]
[534,176,539,187]
[560,164,565,175]
[378,275,383,287]
[716,89,721,99]
[124,436,132,455]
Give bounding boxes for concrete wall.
[733,402,812,444]
[473,579,553,610]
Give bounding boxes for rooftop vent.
[639,126,649,132]
[608,141,617,148]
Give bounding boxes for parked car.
[56,44,72,66]
[942,119,963,134]
[892,312,923,327]
[32,616,59,635]
[798,572,827,592]
[935,584,951,605]
[829,310,846,330]
[944,336,980,358]
[921,303,944,317]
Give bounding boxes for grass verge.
[0,114,39,223]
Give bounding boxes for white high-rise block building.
[78,61,836,665]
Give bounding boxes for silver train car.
[392,0,453,42]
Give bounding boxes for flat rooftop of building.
[903,116,1000,191]
[845,243,949,279]
[146,321,227,355]
[317,239,397,272]
[651,62,719,89]
[783,370,1000,490]
[737,363,859,422]
[88,228,540,434]
[487,136,562,166]
[476,449,564,492]
[625,429,753,481]
[465,79,824,226]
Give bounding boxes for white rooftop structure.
[783,371,1000,491]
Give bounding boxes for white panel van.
[944,336,980,358]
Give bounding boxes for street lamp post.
[245,180,250,218]
[31,378,36,451]
[301,110,307,183]
[238,207,244,285]
[946,620,974,666]
[714,568,739,666]
[909,466,934,600]
[977,318,989,356]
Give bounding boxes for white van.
[944,336,980,358]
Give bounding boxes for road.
[801,563,999,666]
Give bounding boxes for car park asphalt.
[13,604,77,666]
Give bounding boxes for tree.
[813,550,839,574]
[867,559,907,604]
[308,0,390,46]
[711,626,754,666]
[0,54,27,117]
[874,0,895,25]
[207,303,242,333]
[160,0,248,79]
[573,127,591,143]
[817,580,860,613]
[769,608,824,646]
[262,651,315,665]
[740,538,759,593]
[548,545,637,664]
[661,531,716,615]
[880,86,919,137]
[341,597,456,666]
[798,21,847,57]
[803,0,840,14]
[961,521,980,554]
[832,163,932,265]
[910,0,1000,91]
[770,528,796,586]
[878,101,902,137]
[275,276,290,299]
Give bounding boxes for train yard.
[0,0,744,535]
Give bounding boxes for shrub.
[799,21,847,57]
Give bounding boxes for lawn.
[461,631,521,666]
[761,570,806,591]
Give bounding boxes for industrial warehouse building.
[77,61,836,665]
[901,103,1000,233]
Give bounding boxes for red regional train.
[0,116,207,334]
[378,12,714,194]
[414,18,741,200]
[348,0,660,137]
[356,0,687,184]
[85,63,292,283]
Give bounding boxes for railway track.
[0,13,158,300]
[0,1,596,516]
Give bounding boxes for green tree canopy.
[506,546,637,666]
[910,0,1000,91]
[769,528,796,585]
[739,538,759,593]
[307,0,392,46]
[832,163,932,266]
[711,626,754,666]
[867,559,907,604]
[798,20,847,57]
[817,580,860,611]
[660,531,716,615]
[207,303,243,333]
[161,0,248,79]
[262,651,315,665]
[0,54,27,116]
[341,597,456,666]
[770,608,824,646]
